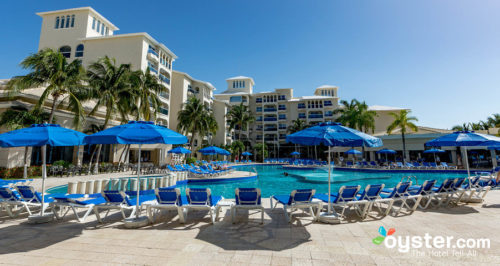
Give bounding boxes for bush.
[0,165,42,179]
[53,160,71,168]
[185,157,197,165]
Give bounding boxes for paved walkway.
[1,190,499,265]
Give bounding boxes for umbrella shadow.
[0,220,84,255]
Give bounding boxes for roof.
[216,91,249,95]
[36,7,119,31]
[373,126,452,136]
[226,76,255,85]
[81,32,177,59]
[173,70,215,90]
[288,95,337,101]
[368,105,407,111]
[317,85,338,89]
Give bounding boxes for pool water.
[47,165,467,198]
[176,165,467,198]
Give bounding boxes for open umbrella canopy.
[425,131,500,147]
[488,146,500,150]
[286,122,383,147]
[168,147,191,154]
[376,148,396,154]
[0,124,86,147]
[344,149,362,155]
[84,121,187,145]
[242,152,252,156]
[290,151,301,156]
[199,146,229,155]
[423,148,445,154]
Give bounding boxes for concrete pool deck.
[1,191,500,265]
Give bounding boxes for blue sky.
[1,0,499,129]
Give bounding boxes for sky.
[1,0,499,129]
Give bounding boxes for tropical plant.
[86,56,134,173]
[287,119,308,134]
[356,101,378,133]
[334,99,360,128]
[452,123,471,131]
[177,97,217,151]
[129,68,167,121]
[230,140,245,161]
[227,103,255,142]
[83,123,105,174]
[386,110,418,163]
[0,106,51,178]
[6,48,88,128]
[254,143,268,161]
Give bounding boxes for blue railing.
[264,108,277,112]
[278,106,286,110]
[298,104,305,109]
[256,108,262,112]
[256,99,262,103]
[160,92,169,99]
[264,117,277,121]
[325,112,333,117]
[324,101,333,106]
[298,114,306,119]
[148,66,158,74]
[159,74,170,85]
[309,114,323,119]
[279,116,286,120]
[159,107,168,115]
[264,128,277,131]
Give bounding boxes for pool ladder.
[400,175,418,185]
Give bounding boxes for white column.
[491,150,498,168]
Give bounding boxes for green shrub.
[53,160,71,168]
[185,157,197,165]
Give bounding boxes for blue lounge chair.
[408,179,436,209]
[346,161,354,167]
[440,162,456,169]
[428,179,455,207]
[314,185,361,218]
[184,188,223,224]
[377,182,412,216]
[443,177,466,206]
[430,162,439,168]
[16,185,54,215]
[271,189,320,222]
[146,188,187,223]
[167,165,180,172]
[355,184,385,219]
[231,188,264,224]
[0,187,28,218]
[370,161,378,168]
[51,194,105,222]
[93,191,155,223]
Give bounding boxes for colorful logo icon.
[372,226,396,245]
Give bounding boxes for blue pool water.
[47,165,468,198]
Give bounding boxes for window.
[75,44,84,57]
[256,107,262,112]
[230,96,242,103]
[242,81,245,87]
[279,95,286,101]
[59,46,71,58]
[65,15,70,28]
[60,16,65,28]
[55,17,60,29]
[256,97,262,103]
[324,100,332,106]
[105,27,109,35]
[279,114,286,120]
[97,20,101,32]
[278,104,286,110]
[299,113,306,119]
[92,17,96,29]
[70,15,75,27]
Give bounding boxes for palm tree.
[129,68,167,121]
[6,48,88,128]
[356,101,378,133]
[227,103,255,141]
[288,119,308,134]
[83,123,105,174]
[177,97,213,151]
[334,99,360,128]
[0,107,51,178]
[452,123,471,131]
[201,110,218,145]
[231,141,245,161]
[487,114,500,128]
[387,110,418,163]
[86,56,134,174]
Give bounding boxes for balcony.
[279,116,286,121]
[264,138,277,142]
[264,108,277,112]
[256,108,262,113]
[159,92,170,100]
[324,101,333,107]
[147,49,159,62]
[264,128,277,131]
[279,135,286,139]
[298,114,306,119]
[256,117,263,122]
[159,74,170,85]
[279,126,287,130]
[325,112,333,117]
[256,98,262,103]
[298,104,305,109]
[308,114,323,119]
[188,87,197,94]
[159,107,169,116]
[278,106,286,111]
[148,62,158,74]
[264,117,277,122]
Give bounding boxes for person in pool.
[283,172,289,176]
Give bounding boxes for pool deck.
[1,191,500,265]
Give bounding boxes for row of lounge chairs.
[345,161,457,170]
[166,163,232,178]
[2,173,495,224]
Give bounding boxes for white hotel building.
[0,6,467,169]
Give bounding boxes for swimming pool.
[47,164,468,198]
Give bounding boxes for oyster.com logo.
[372,226,396,245]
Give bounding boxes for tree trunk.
[93,144,102,174]
[23,147,28,178]
[117,144,128,168]
[402,132,406,163]
[48,95,59,123]
[87,145,96,175]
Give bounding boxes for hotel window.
[65,15,70,28]
[92,17,96,29]
[55,17,60,29]
[230,96,242,103]
[75,44,84,57]
[105,27,109,36]
[279,114,286,120]
[60,16,65,28]
[256,107,262,112]
[97,20,101,32]
[100,23,105,34]
[70,15,75,27]
[59,46,71,58]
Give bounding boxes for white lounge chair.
[271,189,321,222]
[231,188,265,224]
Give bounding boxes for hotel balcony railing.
[188,88,197,94]
[278,107,286,111]
[159,107,169,116]
[148,63,158,74]
[308,114,323,119]
[298,115,306,119]
[279,126,287,130]
[256,128,263,131]
[256,99,262,103]
[256,108,262,112]
[265,138,277,141]
[148,48,159,57]
[279,117,286,120]
[324,102,333,106]
[298,104,306,109]
[264,117,277,121]
[325,113,333,117]
[159,74,170,85]
[264,108,277,112]
[256,118,263,121]
[279,135,286,139]
[264,128,277,131]
[159,92,170,99]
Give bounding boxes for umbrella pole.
[464,146,472,190]
[434,153,436,165]
[136,144,142,218]
[327,146,331,214]
[40,145,47,216]
[23,147,28,179]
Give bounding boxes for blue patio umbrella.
[423,149,446,164]
[426,131,500,178]
[286,122,383,222]
[242,152,252,156]
[0,124,87,217]
[199,146,227,155]
[290,151,300,156]
[487,146,500,150]
[84,121,187,221]
[376,148,396,162]
[168,147,191,154]
[344,149,362,155]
